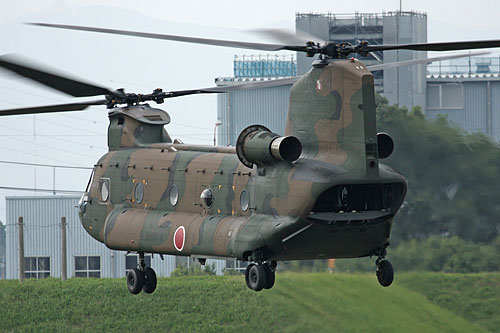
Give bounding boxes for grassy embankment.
[0,272,499,332]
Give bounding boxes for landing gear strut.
[375,248,394,287]
[245,261,276,292]
[126,252,157,294]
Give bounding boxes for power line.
[0,123,107,151]
[0,143,88,166]
[0,160,92,170]
[1,134,101,160]
[0,134,105,137]
[0,186,84,194]
[36,118,104,136]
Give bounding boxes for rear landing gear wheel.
[263,262,276,289]
[143,267,157,294]
[376,259,394,287]
[245,263,266,291]
[127,268,145,294]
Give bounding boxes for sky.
[0,0,500,222]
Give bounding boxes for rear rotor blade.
[367,51,491,71]
[0,54,115,97]
[368,39,500,52]
[29,23,308,53]
[251,28,326,45]
[0,100,106,116]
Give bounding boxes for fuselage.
[79,143,406,261]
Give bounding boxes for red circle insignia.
[174,226,185,251]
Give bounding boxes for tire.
[263,264,275,289]
[245,264,253,289]
[127,268,145,294]
[376,260,394,287]
[143,267,157,294]
[246,264,266,291]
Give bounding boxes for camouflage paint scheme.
[79,59,407,262]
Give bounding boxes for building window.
[427,83,464,109]
[75,256,101,278]
[24,256,50,279]
[225,259,248,274]
[125,254,151,276]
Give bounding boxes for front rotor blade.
[368,39,500,52]
[165,77,300,98]
[0,55,115,97]
[0,100,106,116]
[29,23,308,53]
[367,51,491,71]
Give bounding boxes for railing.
[427,56,500,76]
[233,55,297,78]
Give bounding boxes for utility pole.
[61,217,67,280]
[213,121,222,146]
[18,217,24,283]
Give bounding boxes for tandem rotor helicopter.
[1,22,500,294]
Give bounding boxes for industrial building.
[426,57,500,140]
[5,196,227,279]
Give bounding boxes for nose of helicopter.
[78,192,88,216]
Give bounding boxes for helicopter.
[2,23,500,294]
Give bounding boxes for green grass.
[398,272,500,332]
[0,273,497,332]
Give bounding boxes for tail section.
[285,59,379,179]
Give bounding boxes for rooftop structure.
[233,54,296,78]
[296,11,427,109]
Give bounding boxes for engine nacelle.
[236,125,302,168]
[377,132,394,159]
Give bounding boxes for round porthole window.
[134,182,144,204]
[99,179,109,202]
[240,190,249,211]
[200,188,213,208]
[169,184,179,206]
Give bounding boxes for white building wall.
[5,196,185,279]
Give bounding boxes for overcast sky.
[0,0,499,223]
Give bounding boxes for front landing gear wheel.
[127,268,145,294]
[143,267,157,294]
[245,264,266,291]
[376,260,394,287]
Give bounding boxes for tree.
[376,95,500,243]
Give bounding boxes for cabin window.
[169,184,179,206]
[200,188,213,208]
[99,178,110,203]
[240,190,249,211]
[134,182,144,204]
